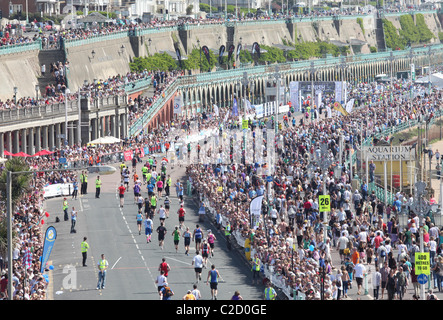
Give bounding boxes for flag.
[40,226,57,273]
[232,98,239,117]
[333,102,349,116]
[218,45,225,65]
[213,104,219,117]
[236,43,242,61]
[24,248,33,270]
[202,45,210,64]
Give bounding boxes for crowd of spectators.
[185,78,443,300]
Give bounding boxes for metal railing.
[0,40,42,56]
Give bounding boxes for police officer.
[252,253,261,285]
[95,176,102,198]
[81,237,89,267]
[97,254,109,290]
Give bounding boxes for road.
[44,152,264,300]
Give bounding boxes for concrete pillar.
[55,123,61,149]
[35,126,41,153]
[42,126,48,150]
[69,122,74,146]
[91,119,97,141]
[115,114,120,139]
[48,125,55,150]
[13,130,19,154]
[110,115,116,137]
[5,131,12,154]
[0,132,4,157]
[21,129,27,153]
[28,127,34,155]
[100,117,105,137]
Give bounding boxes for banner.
[315,90,322,108]
[173,95,183,114]
[255,104,264,118]
[232,97,239,117]
[40,226,57,273]
[289,82,300,112]
[335,81,344,103]
[333,101,349,116]
[144,146,149,155]
[124,150,133,161]
[213,104,219,117]
[250,195,264,228]
[202,45,210,64]
[236,43,242,61]
[252,42,260,59]
[345,98,354,114]
[227,44,235,62]
[218,45,225,65]
[43,183,74,198]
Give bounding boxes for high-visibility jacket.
[63,200,68,210]
[166,178,172,187]
[81,241,89,253]
[264,287,276,300]
[99,259,108,271]
[96,179,102,188]
[252,257,261,271]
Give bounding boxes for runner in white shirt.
[192,251,204,283]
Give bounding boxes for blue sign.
[266,176,273,182]
[40,226,57,273]
[417,274,428,285]
[59,157,67,163]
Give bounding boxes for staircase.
[375,17,386,52]
[37,48,66,97]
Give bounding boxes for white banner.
[362,145,416,161]
[43,183,74,198]
[289,81,300,112]
[345,98,354,114]
[335,81,343,103]
[173,95,183,114]
[250,195,264,216]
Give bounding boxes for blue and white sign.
[40,226,57,273]
[417,274,428,285]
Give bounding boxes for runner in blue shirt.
[206,264,220,300]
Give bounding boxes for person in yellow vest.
[252,253,261,285]
[182,290,196,300]
[165,175,172,196]
[63,197,69,221]
[264,281,276,300]
[81,237,89,267]
[97,254,109,290]
[95,176,102,199]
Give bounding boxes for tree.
[0,158,31,260]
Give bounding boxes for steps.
[375,18,386,52]
[37,49,66,97]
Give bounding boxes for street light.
[241,72,249,166]
[197,39,202,73]
[409,181,431,301]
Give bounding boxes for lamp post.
[273,66,281,139]
[408,48,414,102]
[309,61,316,121]
[388,51,394,103]
[409,181,431,301]
[241,72,249,165]
[197,39,202,73]
[427,46,433,95]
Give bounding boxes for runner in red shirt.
[177,204,186,229]
[118,183,126,207]
[158,258,171,277]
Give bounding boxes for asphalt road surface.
[44,153,264,300]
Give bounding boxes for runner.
[207,230,216,257]
[144,215,153,243]
[192,251,204,283]
[193,224,204,253]
[117,183,126,208]
[172,226,181,253]
[157,204,166,224]
[201,239,210,268]
[164,196,170,218]
[136,210,143,235]
[183,227,192,256]
[177,203,186,229]
[158,258,171,277]
[206,264,220,300]
[157,221,167,250]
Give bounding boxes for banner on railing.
[123,150,133,161]
[43,183,74,198]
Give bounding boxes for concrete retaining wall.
[0,50,40,101]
